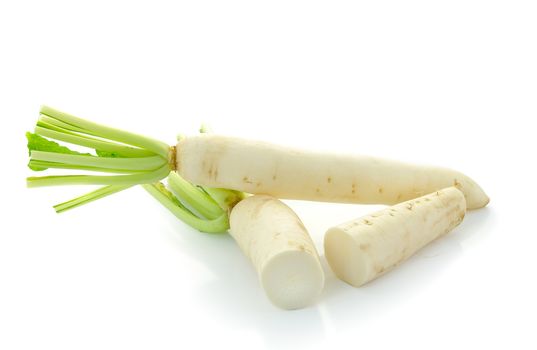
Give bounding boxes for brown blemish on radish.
[243,176,253,184]
[406,203,414,211]
[378,187,384,194]
[397,193,403,201]
[359,243,370,251]
[363,219,373,225]
[272,174,277,180]
[316,188,320,193]
[327,176,332,183]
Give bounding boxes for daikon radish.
[26,106,489,210]
[324,187,466,287]
[229,195,324,310]
[177,135,488,210]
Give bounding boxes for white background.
[1,1,536,349]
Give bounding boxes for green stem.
[54,185,133,213]
[35,125,153,158]
[143,183,229,233]
[28,160,147,174]
[40,106,170,159]
[202,187,245,211]
[30,151,164,171]
[27,164,170,187]
[38,115,88,134]
[167,172,223,220]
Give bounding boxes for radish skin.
[176,135,489,210]
[229,195,325,309]
[324,187,466,287]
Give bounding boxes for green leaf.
[26,132,90,171]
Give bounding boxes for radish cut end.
[324,228,369,287]
[260,250,324,310]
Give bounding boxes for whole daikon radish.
[176,135,489,210]
[324,187,466,287]
[28,106,488,211]
[229,195,325,310]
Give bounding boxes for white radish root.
[229,195,325,309]
[324,187,466,287]
[176,135,489,210]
